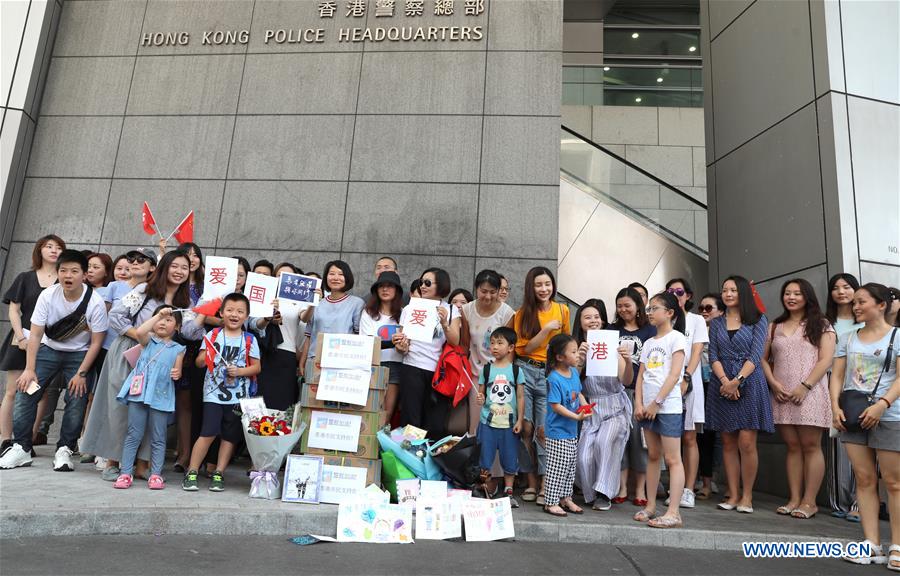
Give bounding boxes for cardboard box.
[307,364,390,391]
[302,434,380,459]
[300,407,381,436]
[301,382,384,413]
[314,334,380,367]
[321,455,382,486]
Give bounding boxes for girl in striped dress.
[573,299,633,511]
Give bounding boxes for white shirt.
[359,310,402,364]
[400,300,452,371]
[461,300,515,378]
[639,329,687,414]
[683,312,710,423]
[31,283,109,352]
[276,301,307,354]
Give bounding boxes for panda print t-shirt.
[478,363,526,429]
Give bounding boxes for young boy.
[475,327,526,507]
[0,250,108,471]
[182,293,261,492]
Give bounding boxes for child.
[182,293,261,492]
[475,327,526,507]
[113,306,185,489]
[634,291,687,528]
[543,334,589,517]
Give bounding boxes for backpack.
[206,327,258,397]
[431,343,473,408]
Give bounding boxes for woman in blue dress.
[707,275,773,514]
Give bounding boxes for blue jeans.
[516,360,547,475]
[120,401,169,476]
[13,345,88,451]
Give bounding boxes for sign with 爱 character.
[202,256,239,299]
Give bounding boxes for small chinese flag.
[750,281,767,314]
[192,297,222,317]
[203,333,217,373]
[141,202,158,236]
[172,211,194,244]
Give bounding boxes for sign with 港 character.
[586,329,620,378]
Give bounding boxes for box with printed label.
[307,364,390,391]
[300,408,381,436]
[301,383,384,413]
[302,434,380,459]
[321,455,382,485]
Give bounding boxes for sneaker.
[101,466,121,481]
[0,439,12,455]
[113,474,133,489]
[504,488,519,508]
[209,470,225,492]
[593,495,612,511]
[80,453,95,464]
[94,456,108,471]
[0,443,33,469]
[679,488,695,508]
[148,474,165,490]
[182,470,199,491]
[53,446,74,472]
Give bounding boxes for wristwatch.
[737,374,746,385]
[77,370,88,378]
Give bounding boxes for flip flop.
[791,505,817,519]
[845,512,861,523]
[648,515,683,529]
[521,488,537,502]
[776,505,795,515]
[633,509,655,523]
[830,509,847,518]
[544,506,567,518]
[562,501,584,515]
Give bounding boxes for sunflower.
[258,421,276,436]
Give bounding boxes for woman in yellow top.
[509,266,570,505]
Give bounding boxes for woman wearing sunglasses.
[664,278,709,510]
[696,293,725,499]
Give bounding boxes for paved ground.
[0,443,886,552]
[0,536,874,576]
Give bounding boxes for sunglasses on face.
[420,279,433,288]
[667,287,686,297]
[127,255,149,264]
[698,304,716,313]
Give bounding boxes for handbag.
[839,327,896,433]
[44,286,93,341]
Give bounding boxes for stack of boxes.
[299,335,389,487]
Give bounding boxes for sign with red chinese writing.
[402,297,440,342]
[202,256,238,299]
[243,272,278,318]
[586,329,619,378]
[307,410,362,452]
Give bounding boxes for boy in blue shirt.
[182,293,261,492]
[476,327,526,507]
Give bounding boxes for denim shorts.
[516,360,547,428]
[478,423,519,474]
[383,361,402,385]
[640,413,684,438]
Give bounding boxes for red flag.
[141,202,158,236]
[192,297,222,317]
[203,333,217,373]
[750,281,767,314]
[172,211,194,244]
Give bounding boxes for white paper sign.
[306,410,362,452]
[243,272,278,318]
[402,298,441,342]
[586,329,620,377]
[202,256,239,299]
[462,497,515,542]
[337,500,414,543]
[315,368,371,406]
[239,397,267,420]
[419,480,448,499]
[396,479,420,511]
[319,464,367,504]
[415,497,462,540]
[320,333,374,371]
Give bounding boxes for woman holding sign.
[393,268,461,438]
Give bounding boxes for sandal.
[521,488,537,502]
[535,493,545,506]
[888,544,900,572]
[543,505,567,517]
[562,500,583,514]
[776,504,796,515]
[633,509,655,523]
[695,488,711,500]
[846,511,861,523]
[790,505,817,519]
[148,474,165,490]
[648,514,683,529]
[843,539,887,565]
[113,474,133,489]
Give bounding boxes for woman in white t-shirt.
[665,278,709,510]
[393,268,461,439]
[634,291,687,529]
[360,271,404,427]
[460,270,515,435]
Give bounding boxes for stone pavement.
[0,444,886,551]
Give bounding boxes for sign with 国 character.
[202,256,238,299]
[277,272,321,306]
[401,297,440,342]
[307,410,362,452]
[586,329,620,377]
[243,272,278,318]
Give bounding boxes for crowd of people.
[0,234,898,566]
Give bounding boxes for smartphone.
[25,380,41,395]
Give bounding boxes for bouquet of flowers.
[241,401,306,499]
